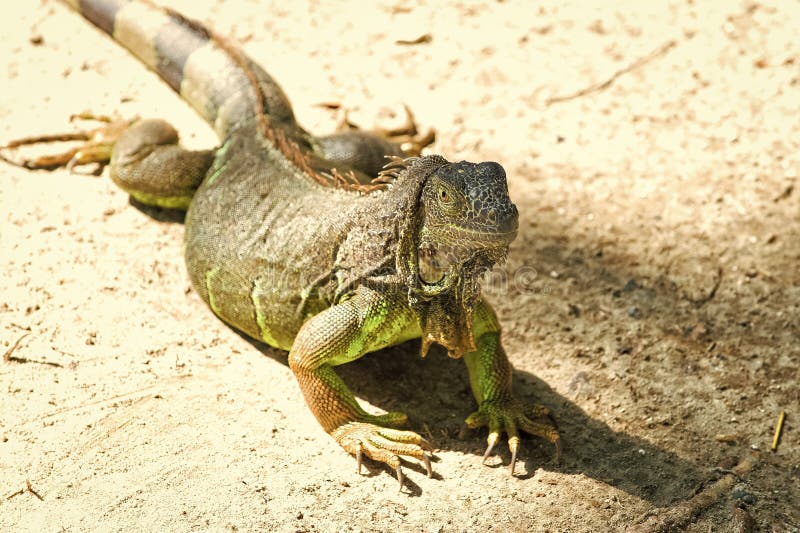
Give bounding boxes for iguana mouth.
[418,245,446,284]
[423,225,518,243]
[417,240,510,286]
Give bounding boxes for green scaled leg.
[462,300,560,475]
[288,287,433,488]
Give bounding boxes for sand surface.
[1,1,798,531]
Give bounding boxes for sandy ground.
[1,1,798,531]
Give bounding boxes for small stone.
[732,485,757,505]
[714,433,737,443]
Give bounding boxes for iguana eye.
[436,185,461,213]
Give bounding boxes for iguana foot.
[465,399,560,476]
[331,421,433,489]
[0,113,136,173]
[337,104,435,156]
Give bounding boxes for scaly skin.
[2,0,560,486]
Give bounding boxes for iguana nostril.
[498,204,519,233]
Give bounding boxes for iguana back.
[68,0,408,348]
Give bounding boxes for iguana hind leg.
[313,105,435,181]
[314,131,406,180]
[0,114,135,174]
[1,116,214,210]
[109,119,214,210]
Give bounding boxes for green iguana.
[4,0,560,485]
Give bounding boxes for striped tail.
[63,0,299,139]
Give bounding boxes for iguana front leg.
[288,288,432,486]
[463,300,561,475]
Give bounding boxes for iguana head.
[385,155,518,357]
[417,160,519,284]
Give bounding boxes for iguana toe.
[517,413,561,464]
[362,410,409,428]
[0,114,136,173]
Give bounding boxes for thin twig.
[688,266,723,307]
[3,332,30,361]
[26,480,44,501]
[6,356,63,368]
[547,39,677,105]
[3,332,64,367]
[627,455,756,533]
[6,479,44,501]
[772,410,785,451]
[5,488,24,500]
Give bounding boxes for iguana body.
[9,0,559,483]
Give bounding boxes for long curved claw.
[509,435,520,476]
[356,445,363,475]
[482,431,499,464]
[70,112,114,123]
[423,453,432,478]
[395,465,404,490]
[553,436,562,465]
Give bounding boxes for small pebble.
[623,279,638,292]
[714,433,737,443]
[732,485,757,505]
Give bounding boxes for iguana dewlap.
[6,0,560,485]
